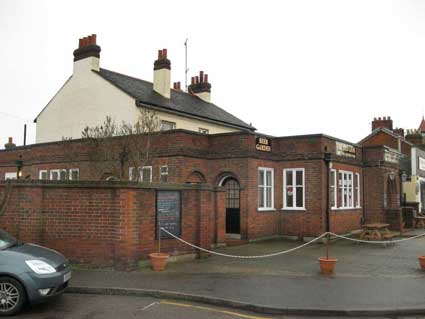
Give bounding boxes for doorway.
[222,177,240,237]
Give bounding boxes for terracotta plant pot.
[149,253,169,271]
[318,257,338,274]
[418,256,425,271]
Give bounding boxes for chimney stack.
[173,81,182,91]
[4,137,16,149]
[188,71,211,102]
[73,34,101,75]
[405,129,423,145]
[372,116,393,132]
[153,49,171,98]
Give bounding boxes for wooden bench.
[382,231,398,240]
[414,217,425,228]
[350,229,363,238]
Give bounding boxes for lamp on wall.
[15,155,23,180]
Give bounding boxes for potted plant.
[149,226,169,271]
[318,234,337,274]
[418,256,425,271]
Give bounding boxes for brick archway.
[186,171,206,184]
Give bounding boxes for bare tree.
[81,109,159,181]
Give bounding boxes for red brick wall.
[0,181,225,268]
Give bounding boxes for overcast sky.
[1,0,425,148]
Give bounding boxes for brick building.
[1,128,366,241]
[0,35,409,267]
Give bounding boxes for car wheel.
[0,277,26,316]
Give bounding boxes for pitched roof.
[358,127,412,146]
[95,68,255,131]
[419,117,425,132]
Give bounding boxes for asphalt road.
[4,294,424,319]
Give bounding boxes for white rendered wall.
[36,59,239,143]
[36,59,140,143]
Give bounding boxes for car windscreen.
[0,229,17,250]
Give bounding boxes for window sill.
[281,208,306,211]
[331,207,362,211]
[257,208,276,212]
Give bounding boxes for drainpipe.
[324,152,332,233]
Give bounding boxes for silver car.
[0,229,71,316]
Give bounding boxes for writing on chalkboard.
[156,190,181,239]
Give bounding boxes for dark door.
[223,178,240,234]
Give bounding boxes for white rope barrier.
[160,228,328,259]
[160,228,425,259]
[328,231,425,244]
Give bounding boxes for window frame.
[355,172,361,208]
[39,170,48,180]
[129,167,136,181]
[159,165,168,183]
[330,169,337,209]
[50,169,67,181]
[160,120,176,131]
[69,168,80,180]
[258,167,274,211]
[338,170,354,209]
[4,172,17,180]
[198,128,209,134]
[282,168,306,210]
[141,166,153,183]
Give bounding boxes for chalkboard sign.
[156,190,181,239]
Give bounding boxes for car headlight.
[25,260,56,274]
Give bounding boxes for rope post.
[326,233,330,259]
[158,224,161,254]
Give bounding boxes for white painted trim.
[129,167,135,181]
[338,170,354,209]
[258,167,274,210]
[141,166,153,182]
[4,172,17,180]
[69,168,80,180]
[39,170,48,180]
[282,168,305,210]
[159,165,168,182]
[355,172,361,208]
[50,169,67,181]
[330,169,337,209]
[412,147,417,176]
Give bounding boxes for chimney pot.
[195,76,199,84]
[162,49,167,59]
[158,50,163,59]
[8,137,12,144]
[200,71,204,83]
[204,74,208,83]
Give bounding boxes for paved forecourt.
[68,234,425,315]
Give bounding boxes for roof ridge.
[96,68,255,131]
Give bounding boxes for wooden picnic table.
[359,223,391,241]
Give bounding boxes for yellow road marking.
[160,300,271,319]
